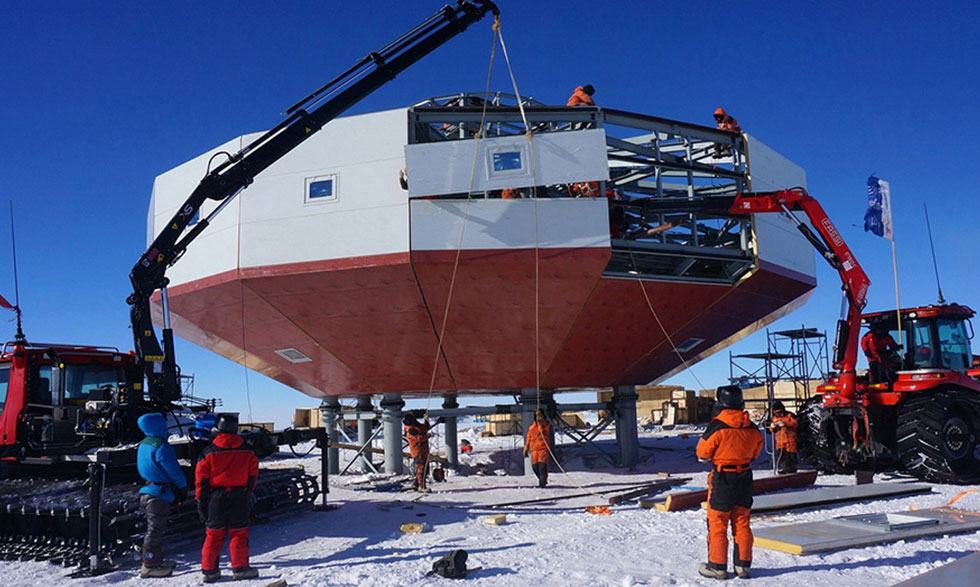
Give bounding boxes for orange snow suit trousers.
[705,468,753,571]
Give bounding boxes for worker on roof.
[768,401,798,474]
[566,84,596,107]
[861,324,901,383]
[405,412,444,492]
[196,413,260,583]
[523,409,552,488]
[712,108,742,158]
[696,386,763,580]
[136,412,189,579]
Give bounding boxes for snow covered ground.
[3,421,979,586]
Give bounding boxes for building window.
[305,174,338,204]
[487,144,529,178]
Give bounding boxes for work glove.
[197,489,210,523]
[174,485,189,506]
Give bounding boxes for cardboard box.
[293,408,322,428]
[560,412,588,428]
[241,422,274,432]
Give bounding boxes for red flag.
[0,293,15,310]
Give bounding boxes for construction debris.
[399,522,432,534]
[706,482,933,514]
[489,478,688,509]
[754,507,980,554]
[644,470,817,511]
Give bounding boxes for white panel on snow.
[404,129,609,197]
[410,198,609,251]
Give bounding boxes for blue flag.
[864,176,893,240]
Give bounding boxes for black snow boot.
[233,566,259,580]
[202,569,221,583]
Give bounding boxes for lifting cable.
[495,18,608,501]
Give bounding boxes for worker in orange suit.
[769,401,798,474]
[404,412,442,492]
[566,84,595,106]
[523,409,551,488]
[696,386,763,580]
[712,107,741,157]
[861,324,901,383]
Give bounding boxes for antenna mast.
[923,203,945,305]
[9,201,25,343]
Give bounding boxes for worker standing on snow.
[696,386,763,580]
[136,413,189,579]
[523,409,552,488]
[405,413,443,492]
[566,84,595,106]
[769,401,798,474]
[196,413,260,583]
[712,107,741,157]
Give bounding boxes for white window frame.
[305,174,339,205]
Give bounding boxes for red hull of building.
[157,247,814,398]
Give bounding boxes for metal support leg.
[320,397,340,475]
[519,388,537,477]
[356,396,374,472]
[443,394,459,470]
[381,393,404,475]
[613,385,639,469]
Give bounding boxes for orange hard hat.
[714,107,726,116]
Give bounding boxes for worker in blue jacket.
[137,412,189,579]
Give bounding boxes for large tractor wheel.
[897,388,980,484]
[797,396,854,474]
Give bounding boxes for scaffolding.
[728,325,830,413]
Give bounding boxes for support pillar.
[442,394,459,470]
[319,397,340,475]
[613,385,639,469]
[356,396,374,472]
[519,389,537,476]
[381,393,404,475]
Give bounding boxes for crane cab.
[0,342,142,461]
[862,303,977,381]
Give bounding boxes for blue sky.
[1,1,978,427]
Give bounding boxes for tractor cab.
[0,342,142,459]
[863,303,976,375]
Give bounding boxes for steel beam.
[613,385,639,469]
[356,396,374,472]
[319,397,340,475]
[380,393,404,475]
[442,394,459,469]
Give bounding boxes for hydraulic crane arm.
[730,188,870,403]
[127,0,499,404]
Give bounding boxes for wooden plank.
[754,507,980,555]
[894,551,980,586]
[332,442,447,464]
[746,482,932,514]
[489,478,687,509]
[606,478,688,505]
[652,470,818,512]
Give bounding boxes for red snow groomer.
[799,302,980,483]
[724,189,980,484]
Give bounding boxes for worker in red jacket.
[861,324,901,383]
[769,401,798,474]
[566,84,595,106]
[523,409,552,488]
[195,414,259,583]
[696,386,763,580]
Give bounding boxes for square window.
[492,151,523,172]
[305,174,338,204]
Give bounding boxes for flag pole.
[890,238,902,347]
